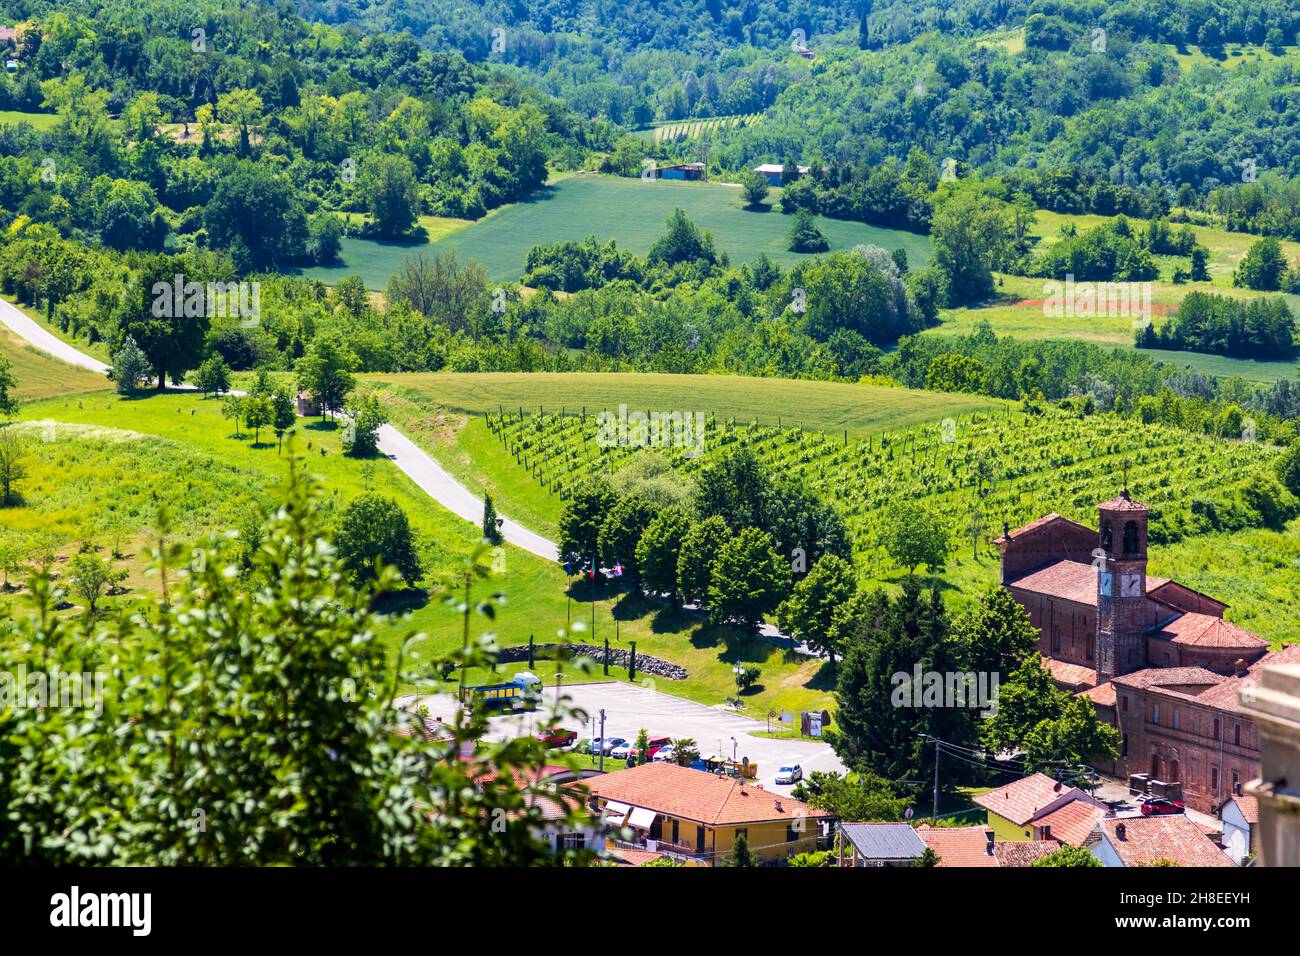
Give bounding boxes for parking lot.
[403,681,845,793]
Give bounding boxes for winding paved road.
[0,297,558,560]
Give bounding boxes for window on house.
[1121,695,1129,713]
[1234,724,1242,747]
[786,824,800,843]
[1232,770,1241,795]
[1086,636,1094,661]
[1211,767,1219,793]
[1173,708,1180,730]
[558,833,585,851]
[1213,718,1220,739]
[1052,627,1061,653]
[1122,734,1129,757]
[1152,702,1160,725]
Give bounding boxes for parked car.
[775,764,803,785]
[535,728,577,748]
[651,745,676,763]
[609,740,637,759]
[1140,796,1185,816]
[591,736,627,756]
[627,736,672,762]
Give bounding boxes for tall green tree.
[707,527,789,628]
[775,554,857,664]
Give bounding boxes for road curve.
[0,297,111,374]
[0,301,560,562]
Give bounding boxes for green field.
[0,110,59,131]
[5,388,837,718]
[0,327,111,400]
[300,175,933,288]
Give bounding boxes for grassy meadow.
[2,388,838,717]
[0,326,111,400]
[300,174,934,288]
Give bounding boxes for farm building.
[754,163,810,186]
[658,162,706,181]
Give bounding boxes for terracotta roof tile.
[994,841,1058,867]
[1152,613,1268,650]
[1008,560,1098,606]
[1099,816,1234,867]
[1035,800,1107,846]
[609,848,667,867]
[1080,682,1117,707]
[1109,666,1225,693]
[1044,657,1098,689]
[914,825,999,867]
[973,773,1078,826]
[996,512,1092,543]
[1230,794,1259,825]
[582,762,828,826]
[1097,495,1150,512]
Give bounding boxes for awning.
[604,801,630,825]
[627,806,657,830]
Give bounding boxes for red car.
[535,728,577,748]
[1140,796,1185,816]
[626,735,672,762]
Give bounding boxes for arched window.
[1101,522,1114,552]
[1122,520,1140,555]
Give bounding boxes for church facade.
[997,492,1300,815]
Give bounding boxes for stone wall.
[497,643,688,681]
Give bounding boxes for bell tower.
[1096,488,1149,680]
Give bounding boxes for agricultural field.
[640,113,762,143]
[3,388,836,717]
[0,326,110,400]
[299,174,933,288]
[475,402,1283,609]
[0,109,59,131]
[366,371,1004,537]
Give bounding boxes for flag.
[589,557,596,580]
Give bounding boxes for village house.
[1219,793,1258,865]
[973,772,1107,842]
[754,163,810,186]
[581,761,832,865]
[915,825,1056,867]
[1087,815,1234,867]
[657,161,705,181]
[997,491,1300,813]
[837,822,927,866]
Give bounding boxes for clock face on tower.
[1098,572,1112,596]
[1120,573,1143,597]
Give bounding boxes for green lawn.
[0,110,59,131]
[0,327,111,401]
[299,174,933,288]
[6,388,837,718]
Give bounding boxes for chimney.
[1115,823,1127,842]
[774,800,783,813]
[984,831,995,856]
[1235,658,1248,678]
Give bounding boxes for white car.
[609,740,636,759]
[651,745,676,763]
[775,764,803,784]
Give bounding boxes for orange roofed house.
[998,490,1300,813]
[581,762,833,865]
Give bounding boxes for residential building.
[1219,794,1257,865]
[1087,815,1234,867]
[658,162,705,181]
[973,772,1107,842]
[997,490,1300,813]
[581,761,831,865]
[915,825,1057,867]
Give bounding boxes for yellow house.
[974,772,1106,842]
[581,762,832,865]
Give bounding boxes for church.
[996,490,1300,815]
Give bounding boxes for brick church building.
[996,491,1300,814]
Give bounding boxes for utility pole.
[598,708,606,773]
[919,733,940,818]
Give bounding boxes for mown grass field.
[0,110,59,131]
[4,389,837,717]
[0,327,111,400]
[300,174,934,288]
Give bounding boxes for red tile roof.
[1097,495,1149,512]
[1152,613,1268,651]
[1109,666,1225,694]
[609,847,667,867]
[973,773,1078,826]
[582,762,829,826]
[1196,643,1300,713]
[1099,816,1234,867]
[914,825,999,867]
[1008,559,1098,605]
[994,841,1058,867]
[1035,800,1107,846]
[1229,794,1259,825]
[1079,682,1116,707]
[996,512,1092,543]
[1044,657,1098,689]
